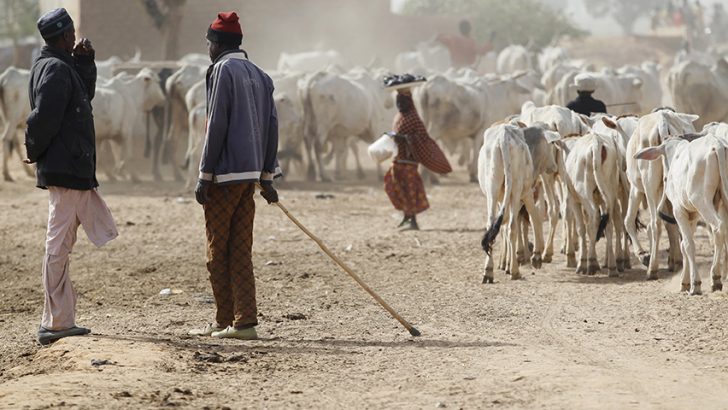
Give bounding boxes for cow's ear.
[602,117,618,129]
[516,121,528,128]
[634,145,665,161]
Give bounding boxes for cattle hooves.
[510,273,522,280]
[576,266,586,275]
[542,254,553,264]
[680,283,690,292]
[689,287,702,296]
[646,272,659,281]
[712,282,723,292]
[608,269,619,278]
[482,276,494,284]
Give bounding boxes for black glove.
[260,183,279,204]
[195,180,211,205]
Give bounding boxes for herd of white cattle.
[2,44,728,293]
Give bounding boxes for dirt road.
[1,169,728,409]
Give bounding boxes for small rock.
[635,328,640,332]
[113,391,133,398]
[512,375,525,382]
[436,402,446,408]
[283,313,307,321]
[91,359,115,367]
[125,221,135,226]
[290,390,303,394]
[173,388,192,395]
[193,352,223,363]
[175,197,191,204]
[315,193,335,199]
[344,244,353,252]
[264,260,281,266]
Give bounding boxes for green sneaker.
[188,323,224,336]
[211,326,258,340]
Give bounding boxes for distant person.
[189,12,281,340]
[436,20,493,68]
[381,74,451,231]
[24,8,118,345]
[566,74,607,117]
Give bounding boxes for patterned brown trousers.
[203,183,257,329]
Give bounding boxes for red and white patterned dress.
[384,96,451,216]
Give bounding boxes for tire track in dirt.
[540,284,728,409]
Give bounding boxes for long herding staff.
[257,184,421,337]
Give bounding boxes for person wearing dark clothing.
[566,74,607,116]
[189,11,281,341]
[24,8,117,346]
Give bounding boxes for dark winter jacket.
[199,49,281,185]
[566,92,607,117]
[25,46,98,190]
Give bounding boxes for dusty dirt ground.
[2,158,728,410]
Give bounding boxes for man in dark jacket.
[189,12,281,340]
[566,74,607,116]
[24,8,118,345]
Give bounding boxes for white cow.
[538,46,569,74]
[479,123,544,283]
[182,80,205,188]
[159,64,206,181]
[555,132,625,276]
[416,74,531,180]
[0,67,33,181]
[94,68,166,182]
[497,45,534,74]
[667,59,728,129]
[618,62,662,114]
[624,109,699,279]
[635,134,728,294]
[394,41,452,75]
[299,69,393,181]
[277,50,344,72]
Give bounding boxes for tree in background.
[0,0,39,66]
[402,0,584,50]
[582,0,663,35]
[139,0,187,60]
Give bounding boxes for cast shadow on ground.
[93,333,511,355]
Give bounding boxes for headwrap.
[207,11,243,46]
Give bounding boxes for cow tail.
[592,140,610,241]
[482,135,510,255]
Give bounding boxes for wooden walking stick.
[257,184,421,337]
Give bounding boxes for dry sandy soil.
[1,158,728,410]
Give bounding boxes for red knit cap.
[207,11,243,45]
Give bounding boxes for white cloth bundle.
[368,133,398,163]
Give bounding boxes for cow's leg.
[644,192,662,280]
[1,124,14,182]
[99,140,119,182]
[169,138,184,182]
[624,187,649,267]
[313,138,331,182]
[507,210,521,280]
[573,203,589,275]
[351,138,365,180]
[541,174,559,263]
[523,192,544,270]
[498,234,508,272]
[581,198,601,275]
[695,196,725,292]
[674,209,700,295]
[304,137,317,181]
[605,207,618,277]
[469,135,480,183]
[516,208,529,266]
[11,130,34,178]
[613,197,627,273]
[666,220,682,272]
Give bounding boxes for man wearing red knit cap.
[190,12,282,340]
